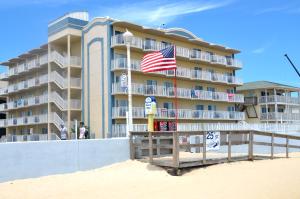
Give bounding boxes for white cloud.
[255,4,300,15]
[251,47,266,54]
[94,0,234,25]
[251,41,274,54]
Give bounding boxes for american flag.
[141,46,176,73]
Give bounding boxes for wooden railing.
[130,130,300,170]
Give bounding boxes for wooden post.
[248,131,253,160]
[173,131,179,168]
[149,132,153,164]
[228,132,232,162]
[286,136,289,158]
[129,134,134,160]
[157,136,161,157]
[271,133,274,159]
[203,132,207,164]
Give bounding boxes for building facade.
[0,12,245,138]
[237,81,300,123]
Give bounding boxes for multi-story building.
[0,11,245,138]
[237,81,300,123]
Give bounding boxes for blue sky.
[0,0,299,86]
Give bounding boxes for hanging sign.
[206,131,220,151]
[145,96,157,115]
[120,73,127,88]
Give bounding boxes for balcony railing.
[111,122,300,137]
[111,36,242,69]
[112,106,245,120]
[0,114,48,127]
[259,95,300,105]
[112,83,244,103]
[111,58,243,85]
[0,51,81,80]
[260,112,300,121]
[0,94,48,111]
[1,74,48,95]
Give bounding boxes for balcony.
[111,34,143,49]
[260,112,300,121]
[0,51,81,81]
[112,106,245,120]
[110,36,243,69]
[0,114,48,127]
[1,74,48,95]
[111,58,243,85]
[259,95,300,105]
[112,83,244,103]
[0,95,48,111]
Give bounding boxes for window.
[161,41,171,48]
[208,105,217,111]
[227,89,235,94]
[163,102,173,109]
[207,87,215,92]
[114,31,123,35]
[196,105,204,110]
[146,80,157,95]
[144,38,156,50]
[115,99,128,107]
[193,67,202,78]
[227,106,235,112]
[191,49,201,58]
[195,85,203,90]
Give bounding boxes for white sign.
[120,73,127,88]
[145,97,157,115]
[206,131,220,151]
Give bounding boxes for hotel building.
[0,11,245,138]
[237,81,300,123]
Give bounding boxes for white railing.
[111,36,242,68]
[111,58,243,85]
[0,114,48,127]
[261,112,300,121]
[112,83,243,103]
[111,122,300,137]
[70,56,81,66]
[50,112,66,129]
[111,34,143,49]
[70,77,81,88]
[51,51,66,67]
[70,99,81,109]
[1,94,48,111]
[259,95,300,105]
[50,71,66,88]
[0,133,61,143]
[51,92,67,110]
[112,106,245,120]
[176,46,190,58]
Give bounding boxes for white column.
[274,88,278,123]
[265,89,268,123]
[67,35,71,138]
[47,43,52,139]
[127,43,133,136]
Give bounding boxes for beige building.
[237,81,300,123]
[0,11,245,138]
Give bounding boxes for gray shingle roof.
[237,81,300,91]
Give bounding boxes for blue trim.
[107,23,113,137]
[87,38,105,136]
[48,17,88,36]
[81,32,85,122]
[81,20,113,137]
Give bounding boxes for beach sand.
[1,153,300,199]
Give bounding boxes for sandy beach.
[0,153,300,199]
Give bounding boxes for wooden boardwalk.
[130,130,300,170]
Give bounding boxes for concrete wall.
[0,138,129,183]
